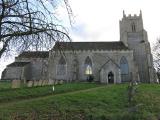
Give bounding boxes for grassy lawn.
[0,82,101,103]
[0,83,159,120]
[134,84,160,119]
[0,81,11,90]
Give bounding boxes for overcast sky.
[1,0,160,78]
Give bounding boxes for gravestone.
[27,81,33,87]
[34,80,38,87]
[44,80,48,85]
[45,80,49,85]
[54,80,58,85]
[38,80,43,86]
[59,80,63,85]
[42,80,47,86]
[12,80,21,88]
[48,80,54,85]
[41,80,45,86]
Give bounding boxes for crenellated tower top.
[119,10,147,47]
[122,10,142,19]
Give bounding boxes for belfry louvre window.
[131,22,136,32]
[57,56,67,75]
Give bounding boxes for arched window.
[72,59,78,80]
[131,22,136,32]
[57,56,67,75]
[73,59,78,72]
[120,57,129,82]
[84,56,92,75]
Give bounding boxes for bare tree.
[153,38,160,80]
[0,0,72,58]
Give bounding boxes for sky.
[1,0,160,78]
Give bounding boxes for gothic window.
[57,56,67,75]
[73,59,78,72]
[72,59,78,80]
[84,56,92,75]
[120,56,129,82]
[131,22,136,32]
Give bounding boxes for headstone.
[12,80,21,88]
[45,80,48,85]
[58,80,63,85]
[54,80,58,85]
[48,80,54,85]
[45,80,49,85]
[34,80,38,87]
[27,81,33,87]
[38,80,43,86]
[42,80,47,86]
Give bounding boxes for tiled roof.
[7,62,30,67]
[53,41,129,51]
[18,51,49,58]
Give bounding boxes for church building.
[1,11,156,83]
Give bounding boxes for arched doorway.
[108,71,114,83]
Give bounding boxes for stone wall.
[49,50,135,83]
[2,64,31,82]
[15,58,48,80]
[3,67,24,80]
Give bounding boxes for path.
[0,86,106,108]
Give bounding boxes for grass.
[0,81,11,90]
[134,84,160,119]
[0,82,101,103]
[0,83,160,120]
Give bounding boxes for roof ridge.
[53,41,129,51]
[58,41,122,43]
[21,51,49,53]
[18,51,49,58]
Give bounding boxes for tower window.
[131,22,136,32]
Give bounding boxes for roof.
[7,62,30,67]
[53,41,129,51]
[18,51,49,58]
[100,59,120,71]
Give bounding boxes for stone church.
[1,11,156,83]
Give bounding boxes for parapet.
[123,10,142,19]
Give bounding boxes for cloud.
[0,42,3,50]
[68,0,160,44]
[0,58,14,79]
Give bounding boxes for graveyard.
[0,81,160,120]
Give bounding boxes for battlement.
[123,10,142,19]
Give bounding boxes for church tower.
[120,11,155,82]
